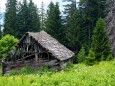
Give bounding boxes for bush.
[0,35,18,59]
[62,63,74,71]
[85,50,97,66]
[106,54,113,61]
[8,65,56,76]
[1,61,115,86]
[9,67,35,76]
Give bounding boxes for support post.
[34,44,38,64]
[22,53,25,64]
[47,52,49,60]
[2,61,6,76]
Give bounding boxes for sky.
[0,0,79,12]
[0,0,79,25]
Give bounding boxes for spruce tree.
[91,18,111,61]
[0,26,2,39]
[45,1,55,34]
[0,13,2,38]
[15,0,29,38]
[54,2,64,43]
[40,1,46,30]
[63,0,80,51]
[4,0,17,36]
[77,46,86,63]
[78,0,107,53]
[45,2,63,43]
[0,13,2,39]
[28,0,40,32]
[16,0,40,38]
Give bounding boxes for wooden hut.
[2,31,75,74]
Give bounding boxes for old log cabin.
[2,31,74,74]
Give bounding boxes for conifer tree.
[91,18,111,61]
[78,0,107,53]
[45,1,55,34]
[54,2,64,43]
[63,0,80,51]
[4,0,17,36]
[16,0,40,38]
[40,1,46,30]
[45,2,63,43]
[15,0,28,38]
[0,26,2,39]
[77,46,86,63]
[0,13,2,39]
[28,0,40,32]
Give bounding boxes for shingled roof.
[19,31,75,61]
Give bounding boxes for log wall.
[1,34,71,75]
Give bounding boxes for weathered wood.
[24,54,35,59]
[1,61,6,76]
[34,44,38,63]
[23,51,37,53]
[22,51,46,53]
[22,53,25,63]
[47,52,49,60]
[2,31,74,75]
[42,60,58,66]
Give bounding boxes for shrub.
[1,60,115,86]
[106,54,113,61]
[0,35,18,59]
[62,63,74,71]
[8,65,56,76]
[9,67,35,76]
[85,50,96,66]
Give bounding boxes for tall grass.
[0,60,115,86]
[6,65,56,76]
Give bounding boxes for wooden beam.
[22,53,25,63]
[34,44,38,63]
[47,52,49,60]
[24,54,35,59]
[1,61,6,76]
[23,51,37,53]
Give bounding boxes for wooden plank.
[1,61,6,76]
[34,44,38,63]
[24,54,35,59]
[42,60,58,66]
[22,53,25,63]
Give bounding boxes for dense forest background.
[0,0,114,63]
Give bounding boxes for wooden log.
[34,44,38,63]
[13,48,18,64]
[23,51,45,54]
[47,52,49,60]
[42,60,58,66]
[23,51,37,53]
[24,54,35,59]
[1,61,6,76]
[22,53,25,63]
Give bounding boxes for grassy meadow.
[0,60,115,86]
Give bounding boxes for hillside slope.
[0,60,115,86]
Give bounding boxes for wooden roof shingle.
[19,31,75,61]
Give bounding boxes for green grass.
[0,60,115,86]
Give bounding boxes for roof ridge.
[18,30,75,61]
